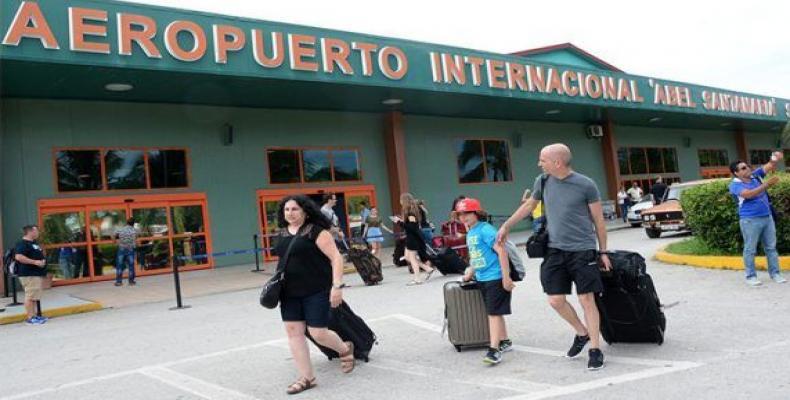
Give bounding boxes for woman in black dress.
[274,195,355,395]
[392,193,435,285]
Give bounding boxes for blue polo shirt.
[729,167,772,218]
[466,221,502,282]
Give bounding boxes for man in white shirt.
[627,182,643,203]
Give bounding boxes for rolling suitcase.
[348,247,383,286]
[306,301,377,362]
[443,281,489,351]
[429,247,466,275]
[596,251,666,345]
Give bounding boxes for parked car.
[626,194,655,227]
[641,179,719,238]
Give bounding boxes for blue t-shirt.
[729,168,772,218]
[466,222,502,282]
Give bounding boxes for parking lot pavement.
[2,228,789,400]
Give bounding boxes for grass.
[664,237,737,256]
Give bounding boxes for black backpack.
[3,248,17,276]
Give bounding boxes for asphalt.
[2,226,790,400]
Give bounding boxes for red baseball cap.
[455,198,483,213]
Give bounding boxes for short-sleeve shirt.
[466,222,502,282]
[532,172,601,252]
[14,239,46,277]
[360,208,371,223]
[627,187,643,202]
[729,167,772,218]
[115,226,138,250]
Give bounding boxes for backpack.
[504,240,526,281]
[3,248,17,276]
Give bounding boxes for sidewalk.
[0,220,632,324]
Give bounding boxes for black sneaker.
[499,339,513,353]
[483,348,502,365]
[129,281,137,286]
[114,282,122,287]
[588,348,605,370]
[566,334,590,358]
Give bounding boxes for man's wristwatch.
[332,283,347,289]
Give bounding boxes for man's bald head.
[541,143,572,166]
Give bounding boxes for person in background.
[114,218,138,286]
[417,199,434,242]
[362,207,393,258]
[14,225,48,325]
[358,201,371,237]
[651,176,668,205]
[392,193,435,285]
[58,246,74,279]
[321,193,345,243]
[617,185,630,223]
[627,182,643,204]
[728,152,786,286]
[458,198,515,365]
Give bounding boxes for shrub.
[681,172,789,254]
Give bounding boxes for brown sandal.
[339,341,356,373]
[286,376,316,395]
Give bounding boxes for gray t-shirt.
[115,225,138,250]
[532,172,601,252]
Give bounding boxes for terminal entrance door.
[256,185,376,260]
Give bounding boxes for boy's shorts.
[478,279,512,316]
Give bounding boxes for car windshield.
[666,187,685,201]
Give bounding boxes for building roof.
[511,43,623,72]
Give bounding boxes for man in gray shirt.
[114,218,138,286]
[497,143,612,371]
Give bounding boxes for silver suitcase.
[443,281,490,351]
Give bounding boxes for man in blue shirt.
[728,151,785,286]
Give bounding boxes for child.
[457,198,515,365]
[362,207,393,258]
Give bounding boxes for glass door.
[40,208,89,284]
[131,204,172,272]
[87,206,128,280]
[170,202,209,268]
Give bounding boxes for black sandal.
[286,376,316,395]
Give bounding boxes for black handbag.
[260,228,302,309]
[526,175,550,258]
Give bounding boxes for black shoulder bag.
[260,228,302,309]
[526,175,549,258]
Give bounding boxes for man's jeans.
[739,216,781,279]
[116,248,136,283]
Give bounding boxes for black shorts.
[540,248,603,295]
[280,290,331,328]
[478,279,512,316]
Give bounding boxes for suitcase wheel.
[454,345,461,352]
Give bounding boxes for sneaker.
[34,316,49,323]
[566,334,590,358]
[25,317,44,325]
[499,339,513,353]
[771,274,787,284]
[746,277,762,287]
[129,281,137,286]
[483,348,502,365]
[588,348,605,370]
[114,282,123,287]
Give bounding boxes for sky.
[120,0,790,99]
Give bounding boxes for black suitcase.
[348,247,383,286]
[596,251,666,345]
[430,247,467,275]
[305,301,377,362]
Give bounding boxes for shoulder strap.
[540,174,548,226]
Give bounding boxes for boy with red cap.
[457,198,515,365]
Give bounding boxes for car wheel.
[645,228,661,239]
[630,223,642,228]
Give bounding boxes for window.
[56,150,102,192]
[149,150,188,188]
[698,149,729,167]
[54,148,189,192]
[617,147,678,175]
[457,139,512,184]
[266,147,362,184]
[749,149,772,165]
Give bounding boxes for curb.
[655,250,790,271]
[0,302,104,325]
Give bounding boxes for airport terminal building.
[1,0,788,289]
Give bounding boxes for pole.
[36,300,42,317]
[169,258,190,311]
[7,276,22,306]
[251,233,262,272]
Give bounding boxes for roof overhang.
[1,0,788,132]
